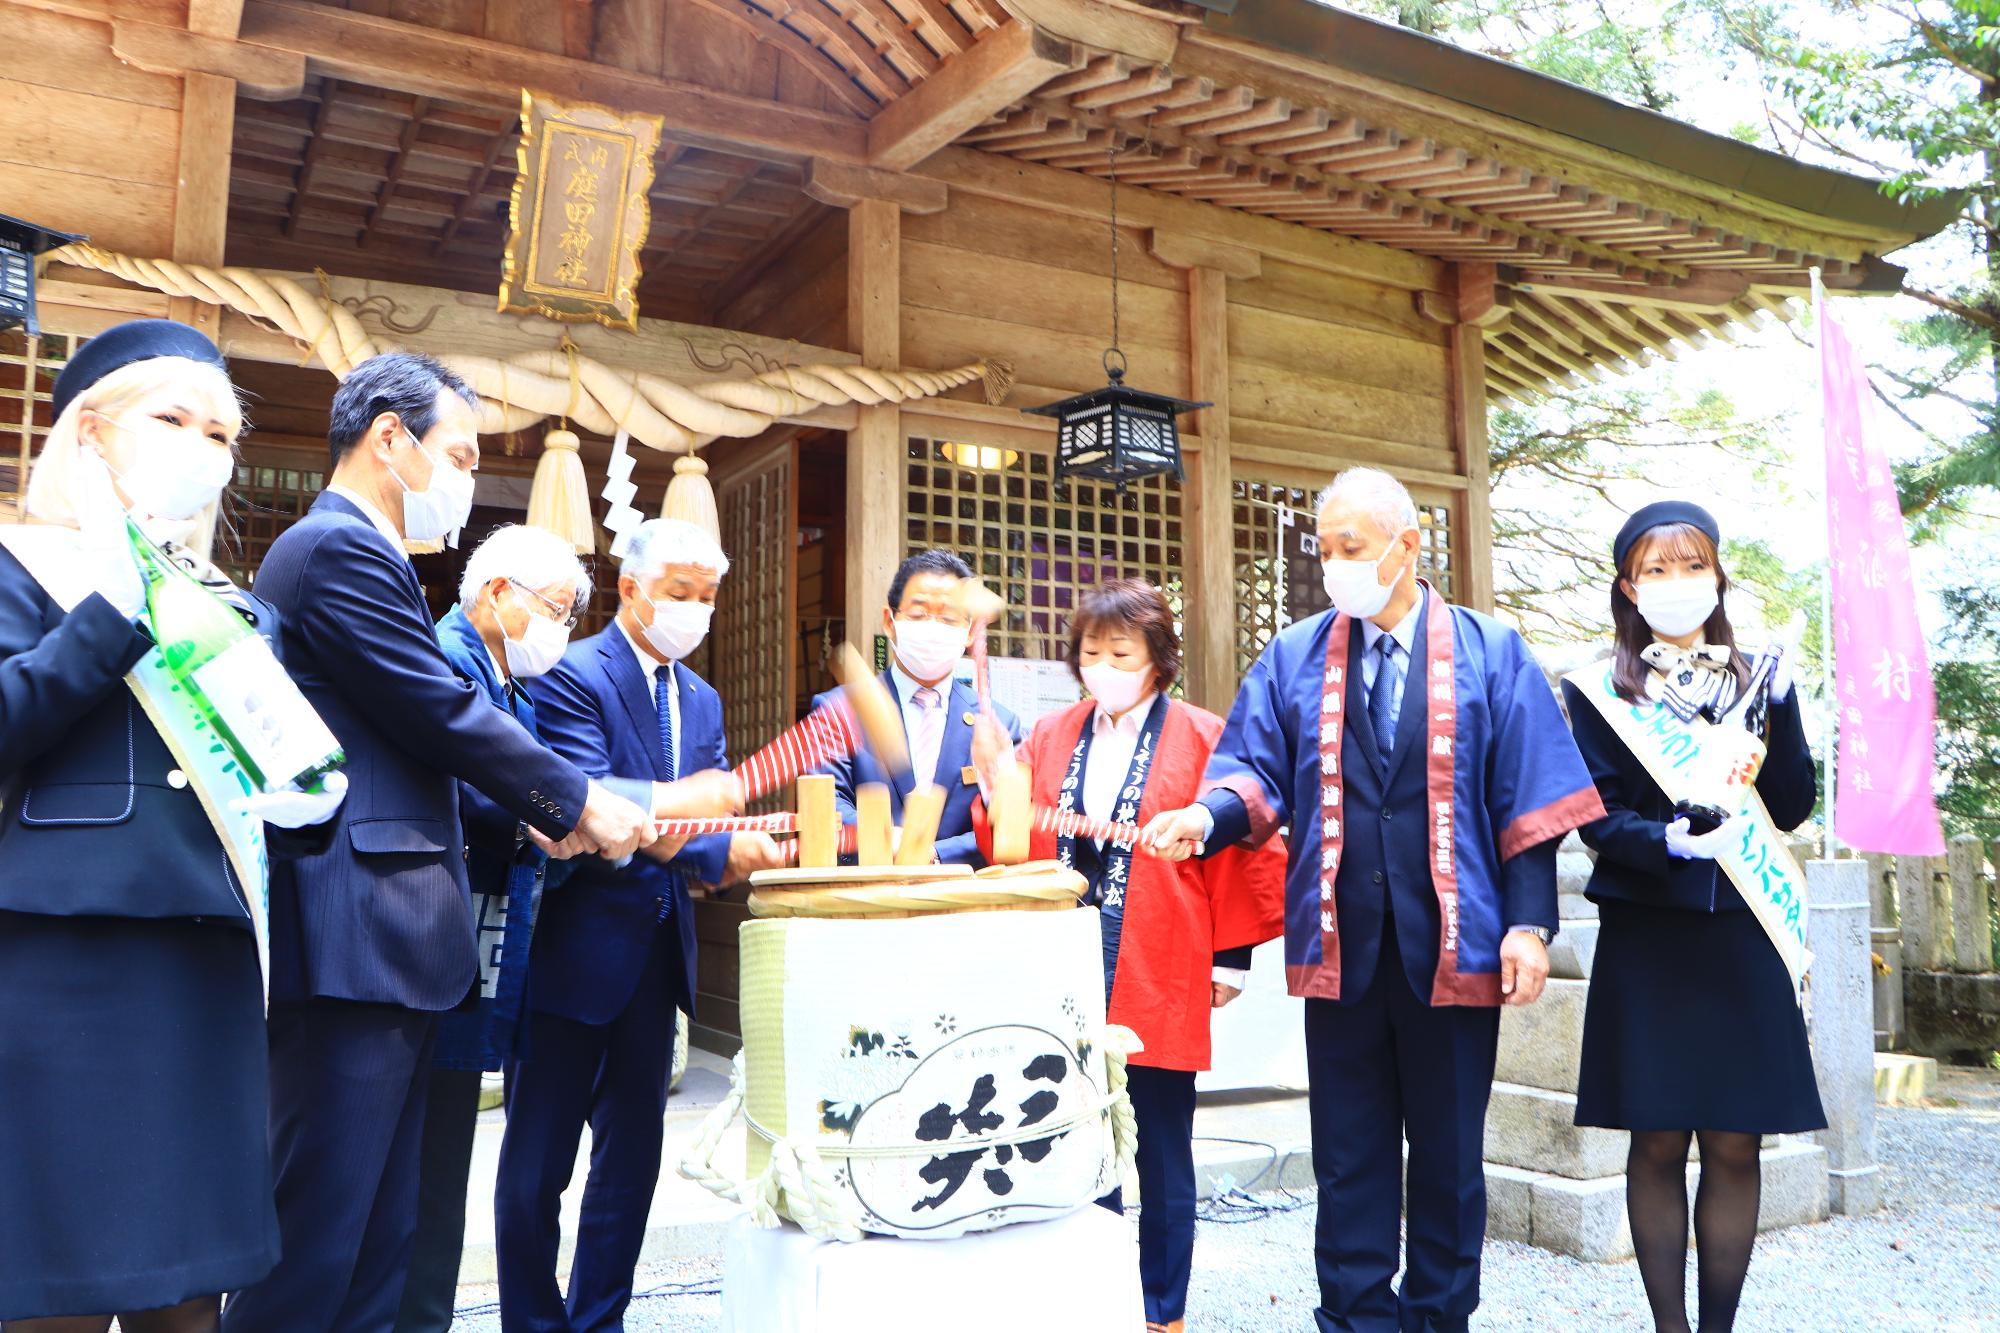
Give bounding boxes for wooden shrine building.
[0,0,1954,1045]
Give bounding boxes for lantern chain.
[1106,139,1124,382]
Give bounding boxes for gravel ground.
[454,1067,1999,1332]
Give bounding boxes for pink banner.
[1818,292,1945,855]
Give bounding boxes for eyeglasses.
[510,580,583,630]
[898,606,971,630]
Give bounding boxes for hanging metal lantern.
[1024,145,1204,488]
[1024,350,1205,485]
[0,215,84,339]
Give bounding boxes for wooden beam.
[845,197,903,635]
[235,0,868,163]
[1505,267,1751,312]
[684,0,880,116]
[168,70,237,340]
[592,0,664,76]
[919,146,1447,292]
[110,15,302,99]
[187,0,244,40]
[806,159,949,214]
[997,0,1182,64]
[1184,264,1235,710]
[1146,229,1261,280]
[868,21,1083,171]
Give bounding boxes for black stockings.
[1625,1130,1763,1333]
[3,1294,220,1333]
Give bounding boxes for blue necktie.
[1369,635,1400,762]
[655,664,678,781]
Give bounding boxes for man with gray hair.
[1145,467,1604,1333]
[495,517,783,1331]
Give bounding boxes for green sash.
[1564,663,1810,990]
[1,524,270,998]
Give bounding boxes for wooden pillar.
[1153,231,1259,711]
[1448,263,1501,614]
[170,3,243,339]
[816,164,946,639]
[168,71,235,341]
[845,197,903,637]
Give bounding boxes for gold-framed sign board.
[500,89,662,331]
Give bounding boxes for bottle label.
[192,636,344,789]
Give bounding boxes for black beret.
[1613,500,1720,572]
[52,319,228,422]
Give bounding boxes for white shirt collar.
[1360,588,1425,657]
[1093,692,1158,738]
[617,617,672,686]
[326,483,405,556]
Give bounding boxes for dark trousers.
[1113,1065,1199,1324]
[1304,955,1500,1333]
[391,1067,485,1333]
[222,1000,439,1333]
[494,933,679,1333]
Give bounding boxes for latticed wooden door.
[902,436,1185,665]
[0,330,81,519]
[706,434,796,807]
[1231,474,1459,681]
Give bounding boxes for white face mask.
[892,617,968,683]
[389,429,475,544]
[500,591,571,679]
[1321,532,1411,620]
[1080,660,1150,716]
[642,598,713,661]
[98,420,236,522]
[1635,576,1720,639]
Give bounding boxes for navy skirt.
[0,911,280,1319]
[1575,897,1827,1135]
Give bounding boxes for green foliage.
[1933,572,2000,840]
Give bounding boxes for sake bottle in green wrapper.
[125,517,344,793]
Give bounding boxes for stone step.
[1495,977,1588,1094]
[1557,891,1599,922]
[1483,1082,1626,1180]
[1485,1139,1829,1262]
[1548,919,1600,981]
[1874,1051,1937,1105]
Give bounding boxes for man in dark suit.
[222,353,655,1333]
[811,549,1022,864]
[496,517,784,1332]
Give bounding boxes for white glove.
[77,449,146,619]
[1769,610,1807,703]
[231,770,348,829]
[1664,814,1747,861]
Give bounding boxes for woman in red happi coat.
[972,578,1284,1333]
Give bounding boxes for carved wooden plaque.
[500,89,662,331]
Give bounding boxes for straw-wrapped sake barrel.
[726,861,1133,1240]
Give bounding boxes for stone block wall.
[1483,834,1833,1260]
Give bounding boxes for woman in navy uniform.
[1560,501,1824,1333]
[0,322,342,1333]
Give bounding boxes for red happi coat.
[973,699,1286,1072]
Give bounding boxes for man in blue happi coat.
[1147,468,1605,1333]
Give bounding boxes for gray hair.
[1316,467,1418,539]
[458,523,590,608]
[619,518,731,582]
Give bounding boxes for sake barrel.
[713,867,1135,1241]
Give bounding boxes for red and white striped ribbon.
[731,700,861,805]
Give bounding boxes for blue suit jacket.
[254,491,590,1010]
[809,671,1022,866]
[524,625,729,1024]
